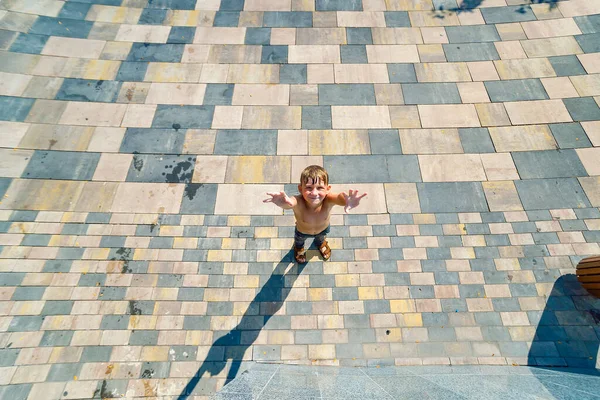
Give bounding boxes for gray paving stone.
[428,327,457,342]
[492,298,522,312]
[484,79,548,102]
[575,207,600,219]
[166,26,195,44]
[22,150,99,180]
[574,14,600,34]
[346,27,373,44]
[9,33,49,55]
[100,236,126,248]
[0,30,17,50]
[512,150,587,179]
[0,178,10,200]
[214,130,277,155]
[21,234,50,246]
[0,384,31,400]
[246,27,271,45]
[152,105,214,128]
[139,8,168,24]
[459,128,495,153]
[263,12,312,28]
[116,62,149,82]
[387,64,417,83]
[548,55,587,77]
[180,183,218,214]
[58,2,91,19]
[549,123,592,148]
[418,182,488,213]
[438,236,463,248]
[443,43,500,62]
[532,232,560,245]
[202,84,234,105]
[61,223,88,235]
[129,330,160,345]
[480,5,536,23]
[384,11,411,27]
[526,210,552,221]
[316,0,362,11]
[575,33,600,53]
[219,0,244,11]
[98,287,127,300]
[100,315,129,330]
[563,97,600,122]
[80,346,112,362]
[120,128,186,154]
[127,43,185,62]
[319,84,376,105]
[445,25,500,43]
[261,45,288,64]
[30,16,93,38]
[56,247,85,260]
[341,45,368,63]
[8,315,44,331]
[42,260,72,273]
[369,129,402,155]
[0,96,35,122]
[127,154,195,183]
[301,106,332,129]
[427,247,452,260]
[402,83,461,104]
[0,348,19,366]
[214,11,240,27]
[559,219,587,231]
[41,300,73,316]
[47,363,82,381]
[280,64,307,84]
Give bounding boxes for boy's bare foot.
[294,247,307,264]
[318,241,331,261]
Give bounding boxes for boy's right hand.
[264,191,295,208]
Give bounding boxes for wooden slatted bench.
[576,256,600,298]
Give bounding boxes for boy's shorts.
[294,225,330,238]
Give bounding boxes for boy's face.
[299,177,330,207]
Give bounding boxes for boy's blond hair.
[300,165,329,186]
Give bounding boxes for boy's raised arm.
[264,191,297,209]
[328,190,367,213]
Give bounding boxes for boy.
[264,165,367,263]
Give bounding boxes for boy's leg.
[294,228,307,249]
[315,226,331,260]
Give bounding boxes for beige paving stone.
[530,3,564,19]
[11,365,50,384]
[419,154,486,182]
[570,74,600,97]
[74,182,119,213]
[144,63,202,83]
[215,184,284,215]
[165,10,216,26]
[539,76,579,99]
[293,0,315,10]
[144,83,206,105]
[576,148,600,176]
[291,156,323,181]
[457,9,485,25]
[193,27,246,44]
[289,45,340,63]
[307,64,334,83]
[336,11,386,27]
[82,60,121,80]
[0,122,29,148]
[227,64,279,83]
[110,183,184,214]
[410,11,460,26]
[418,104,480,128]
[0,72,31,97]
[415,62,470,82]
[41,37,106,59]
[245,0,291,10]
[467,61,500,81]
[121,104,156,128]
[87,127,126,153]
[385,0,433,10]
[494,58,556,79]
[475,103,511,127]
[494,41,527,60]
[308,130,370,155]
[86,5,142,23]
[24,99,67,124]
[22,76,63,99]
[558,0,600,17]
[334,64,389,83]
[92,154,132,182]
[504,100,572,125]
[117,82,150,103]
[0,149,33,178]
[232,84,290,105]
[366,45,420,63]
[581,121,600,146]
[208,45,262,63]
[374,84,404,105]
[371,28,423,44]
[59,102,127,127]
[0,11,37,33]
[296,28,346,44]
[480,153,519,181]
[330,183,387,214]
[3,0,64,16]
[417,30,447,50]
[211,106,243,129]
[399,128,462,154]
[271,28,296,45]
[313,11,337,27]
[578,53,600,74]
[87,21,120,40]
[384,183,421,213]
[457,82,490,103]
[27,382,66,400]
[278,130,308,155]
[363,0,387,10]
[200,64,230,83]
[417,44,446,62]
[489,125,557,152]
[181,45,210,63]
[115,24,171,43]
[331,106,392,129]
[100,41,133,60]
[522,18,581,39]
[521,36,583,58]
[388,106,420,128]
[241,106,301,129]
[226,156,291,183]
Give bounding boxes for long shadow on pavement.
[177,250,303,399]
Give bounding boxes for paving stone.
[263,12,313,27]
[402,83,461,104]
[458,128,494,154]
[116,62,149,82]
[29,16,93,38]
[548,55,587,77]
[139,8,168,24]
[346,27,373,44]
[180,183,218,214]
[515,178,592,210]
[9,33,49,55]
[384,12,411,28]
[480,5,536,24]
[152,105,215,129]
[575,33,600,53]
[0,96,35,122]
[0,384,31,400]
[387,64,417,83]
[512,150,587,179]
[58,2,91,19]
[316,0,362,11]
[120,128,185,154]
[302,105,332,129]
[369,129,402,154]
[245,27,271,45]
[22,151,100,180]
[417,182,488,213]
[443,43,500,62]
[319,84,376,105]
[214,11,241,27]
[563,97,600,122]
[484,79,548,102]
[214,129,277,155]
[127,43,185,62]
[167,26,196,44]
[549,123,593,148]
[261,45,288,63]
[341,45,368,63]
[56,79,122,103]
[280,64,307,84]
[574,14,600,34]
[8,315,44,330]
[445,25,500,43]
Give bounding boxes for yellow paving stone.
[358,287,384,300]
[86,5,142,23]
[409,11,460,26]
[241,106,301,129]
[109,183,183,214]
[165,10,216,26]
[480,153,519,181]
[388,106,421,128]
[271,28,296,45]
[540,77,579,99]
[331,106,392,129]
[420,27,448,44]
[308,130,370,155]
[434,285,460,298]
[475,103,509,127]
[92,154,132,182]
[494,40,526,60]
[207,44,262,63]
[144,63,202,83]
[288,45,340,63]
[450,247,475,259]
[225,156,291,183]
[330,183,387,214]
[312,11,337,27]
[334,64,390,83]
[415,62,471,82]
[579,177,600,207]
[417,44,446,62]
[570,74,600,97]
[504,100,572,125]
[399,128,463,154]
[232,84,290,105]
[418,104,480,128]
[193,27,246,44]
[385,0,433,10]
[0,149,33,178]
[293,0,315,10]
[397,313,423,327]
[484,180,523,211]
[0,179,85,212]
[366,45,420,63]
[227,65,279,84]
[457,82,490,103]
[494,58,555,80]
[99,41,132,61]
[197,64,229,83]
[117,82,150,104]
[372,28,423,44]
[418,154,486,182]
[521,36,583,58]
[296,28,346,44]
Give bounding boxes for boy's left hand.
[343,189,367,213]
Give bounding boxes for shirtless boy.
[264,165,367,263]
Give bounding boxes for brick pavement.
[0,0,599,398]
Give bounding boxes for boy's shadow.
[528,274,600,395]
[177,250,303,399]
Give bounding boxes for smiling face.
[299,177,330,208]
